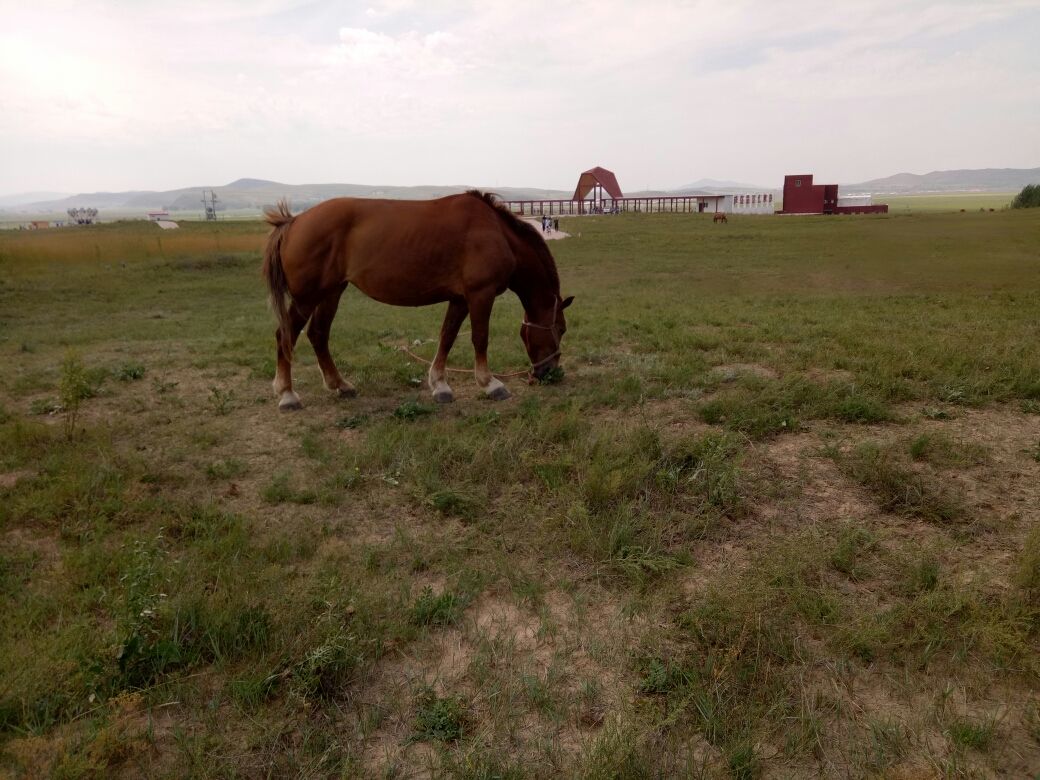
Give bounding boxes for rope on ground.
[391,339,532,380]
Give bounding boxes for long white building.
[717,192,775,214]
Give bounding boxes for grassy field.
[879,193,1017,213]
[1,209,1039,778]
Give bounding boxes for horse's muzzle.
[529,360,559,384]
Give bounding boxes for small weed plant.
[393,400,435,421]
[208,386,234,415]
[411,688,466,743]
[59,353,99,438]
[115,362,146,381]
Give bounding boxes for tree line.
[1012,184,1040,209]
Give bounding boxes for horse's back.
[279,194,514,307]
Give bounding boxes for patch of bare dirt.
[815,405,1040,587]
[746,432,874,526]
[0,469,34,490]
[471,594,545,657]
[520,218,570,241]
[588,396,715,435]
[357,584,643,776]
[710,363,778,383]
[0,527,62,573]
[805,367,857,384]
[925,407,1039,509]
[680,540,754,599]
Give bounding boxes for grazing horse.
[262,191,573,410]
[713,212,728,223]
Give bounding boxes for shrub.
[1011,183,1040,209]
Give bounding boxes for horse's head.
[521,295,573,382]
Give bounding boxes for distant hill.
[673,178,772,193]
[1,180,573,217]
[844,167,1040,194]
[5,190,164,212]
[0,191,73,208]
[224,178,282,190]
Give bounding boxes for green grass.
[699,376,894,437]
[411,688,467,743]
[907,431,988,467]
[409,586,467,626]
[1,209,1038,777]
[881,192,1016,213]
[260,472,317,505]
[946,715,997,751]
[832,442,968,525]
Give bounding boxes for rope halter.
[521,296,562,374]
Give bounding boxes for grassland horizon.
[0,189,1023,230]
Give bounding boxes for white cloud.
[327,27,463,75]
[1,0,1037,192]
[365,0,419,19]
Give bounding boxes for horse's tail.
[262,200,296,360]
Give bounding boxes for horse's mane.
[466,190,560,291]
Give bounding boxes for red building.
[571,166,624,213]
[779,174,888,215]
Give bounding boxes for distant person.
[553,218,559,232]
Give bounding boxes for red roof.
[572,166,623,201]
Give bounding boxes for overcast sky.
[2,0,1039,195]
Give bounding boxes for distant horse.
[713,212,728,223]
[262,191,573,410]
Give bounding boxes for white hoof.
[335,384,358,398]
[278,391,302,411]
[431,380,454,404]
[484,378,511,401]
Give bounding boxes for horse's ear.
[561,295,574,309]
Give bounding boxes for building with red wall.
[779,174,887,215]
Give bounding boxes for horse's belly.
[348,266,455,308]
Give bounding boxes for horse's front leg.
[428,298,468,404]
[467,291,510,401]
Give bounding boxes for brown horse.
[713,212,728,223]
[262,191,573,410]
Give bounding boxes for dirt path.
[521,217,571,240]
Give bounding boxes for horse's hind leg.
[429,298,468,403]
[273,302,311,411]
[307,283,356,398]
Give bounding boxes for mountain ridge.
[842,167,1040,194]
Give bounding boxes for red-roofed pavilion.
[572,166,623,213]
